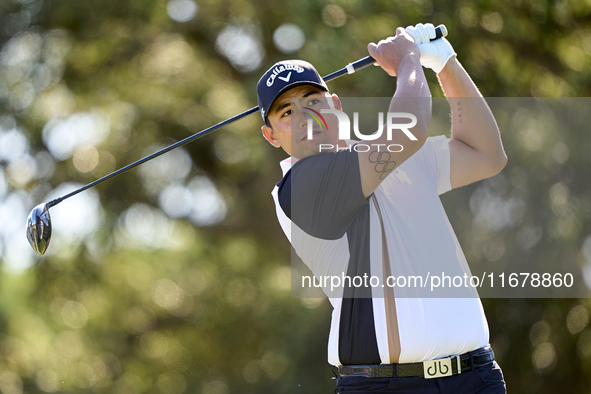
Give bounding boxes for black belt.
[337,346,495,379]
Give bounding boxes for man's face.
[261,85,342,159]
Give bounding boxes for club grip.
[434,24,447,40]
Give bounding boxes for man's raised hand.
[406,23,456,74]
[367,27,421,77]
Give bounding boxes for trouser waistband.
[336,346,495,379]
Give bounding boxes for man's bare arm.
[438,58,507,189]
[359,28,431,198]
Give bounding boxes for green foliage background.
[1,0,591,393]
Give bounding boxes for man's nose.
[297,111,308,129]
[292,107,307,129]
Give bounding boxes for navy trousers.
[334,361,506,394]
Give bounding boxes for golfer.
[257,23,507,393]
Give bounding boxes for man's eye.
[308,98,320,106]
[281,109,292,118]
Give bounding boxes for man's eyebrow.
[273,101,291,115]
[302,89,321,98]
[273,89,323,115]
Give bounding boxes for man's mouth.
[301,129,322,141]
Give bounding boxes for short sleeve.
[284,149,369,240]
[413,135,452,195]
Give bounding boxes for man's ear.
[262,125,281,148]
[331,93,342,110]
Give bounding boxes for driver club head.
[26,203,52,255]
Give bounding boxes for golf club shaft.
[46,24,447,209]
[46,106,259,208]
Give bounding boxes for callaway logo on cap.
[266,64,305,87]
[257,60,328,121]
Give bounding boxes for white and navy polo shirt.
[271,136,489,366]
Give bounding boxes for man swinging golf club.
[257,23,508,393]
[23,27,445,255]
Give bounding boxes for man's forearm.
[389,55,431,142]
[359,32,432,197]
[438,58,507,166]
[395,55,431,99]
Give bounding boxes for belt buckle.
[423,357,453,379]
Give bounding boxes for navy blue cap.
[257,60,328,122]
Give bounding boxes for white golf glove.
[406,23,456,74]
